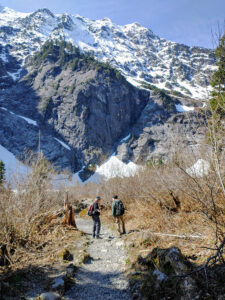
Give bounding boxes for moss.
[82,251,91,263]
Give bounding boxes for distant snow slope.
[0,6,216,99]
[0,144,30,181]
[0,142,138,186]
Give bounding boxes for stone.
[38,292,61,300]
[51,275,65,291]
[66,264,76,278]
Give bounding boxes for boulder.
[37,292,61,300]
[135,247,198,300]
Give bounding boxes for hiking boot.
[96,236,102,239]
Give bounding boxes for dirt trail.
[65,217,130,300]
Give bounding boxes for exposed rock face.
[0,43,150,173]
[116,92,206,163]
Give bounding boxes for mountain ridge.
[0,6,216,99]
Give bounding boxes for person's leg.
[96,216,101,237]
[117,216,121,234]
[92,216,96,237]
[121,215,126,234]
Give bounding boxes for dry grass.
[0,154,88,298]
[68,157,224,264]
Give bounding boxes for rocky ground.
[65,217,130,300]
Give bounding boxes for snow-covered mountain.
[0,6,216,99]
[0,6,216,182]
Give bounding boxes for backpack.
[115,200,125,216]
[87,204,94,216]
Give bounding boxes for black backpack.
[115,200,125,216]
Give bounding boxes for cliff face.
[0,42,151,174]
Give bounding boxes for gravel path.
[65,217,130,300]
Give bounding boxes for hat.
[113,195,118,199]
[96,196,101,200]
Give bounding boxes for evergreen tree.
[0,160,6,185]
[210,35,225,116]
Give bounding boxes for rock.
[132,293,140,300]
[51,275,65,291]
[136,247,199,299]
[116,241,124,248]
[37,292,61,300]
[66,263,76,278]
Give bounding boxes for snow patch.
[186,159,210,177]
[0,107,37,126]
[175,104,195,113]
[120,134,131,143]
[54,138,71,150]
[87,155,139,183]
[18,115,37,126]
[7,69,22,81]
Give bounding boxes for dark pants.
[92,215,101,237]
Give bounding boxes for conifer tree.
[0,160,6,185]
[210,35,225,116]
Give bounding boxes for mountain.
[0,6,215,181]
[0,6,216,99]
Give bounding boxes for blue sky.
[0,0,224,48]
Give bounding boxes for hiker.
[112,195,126,235]
[92,196,101,239]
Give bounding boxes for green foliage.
[33,40,125,81]
[70,82,76,94]
[142,83,175,111]
[209,35,225,116]
[40,97,51,113]
[0,160,6,185]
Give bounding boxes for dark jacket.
[112,199,121,217]
[93,201,100,216]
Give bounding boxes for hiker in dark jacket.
[112,195,126,235]
[92,196,101,239]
